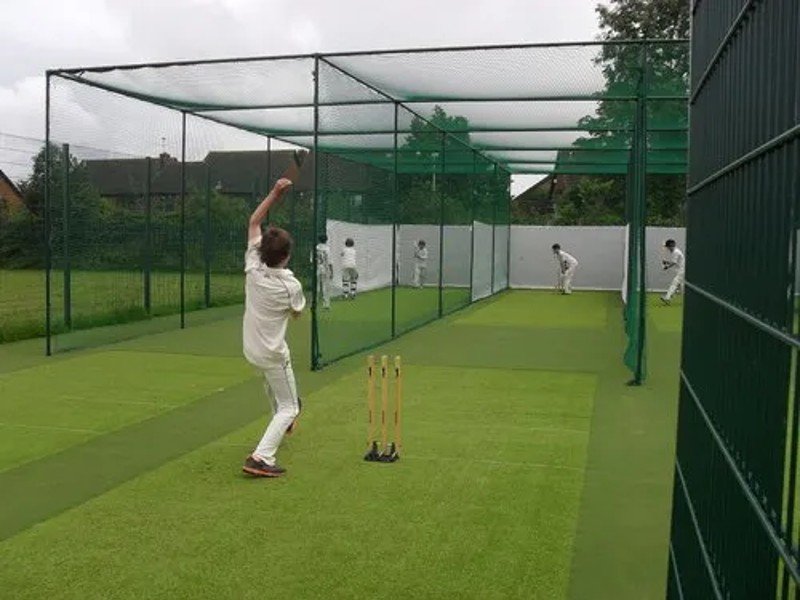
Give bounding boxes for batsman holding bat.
[660,239,685,305]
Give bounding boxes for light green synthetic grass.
[0,269,243,343]
[456,289,610,329]
[0,351,252,472]
[0,290,681,599]
[0,365,595,600]
[317,286,471,364]
[648,293,684,333]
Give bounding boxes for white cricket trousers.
[253,360,300,466]
[317,271,331,308]
[413,264,427,288]
[560,266,577,294]
[665,271,684,300]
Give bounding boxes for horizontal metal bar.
[688,124,800,195]
[50,39,689,75]
[690,0,757,105]
[685,282,800,349]
[324,38,690,59]
[680,371,800,584]
[673,459,725,600]
[228,126,687,136]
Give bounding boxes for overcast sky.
[0,0,601,193]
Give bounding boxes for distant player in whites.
[341,238,359,299]
[315,234,332,309]
[552,243,578,294]
[413,240,428,288]
[661,239,685,305]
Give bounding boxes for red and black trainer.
[242,455,286,478]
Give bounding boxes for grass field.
[0,290,682,599]
[0,269,244,343]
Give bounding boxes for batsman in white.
[315,234,332,309]
[241,178,304,478]
[341,238,359,299]
[552,243,579,295]
[661,239,685,305]
[413,240,428,288]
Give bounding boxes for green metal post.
[144,157,152,314]
[391,102,398,337]
[311,55,320,370]
[468,151,476,301]
[204,162,211,308]
[490,163,497,294]
[44,74,51,355]
[179,111,186,329]
[61,143,71,328]
[438,133,445,318]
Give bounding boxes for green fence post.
[490,163,497,294]
[61,143,71,329]
[179,111,186,329]
[438,133,445,318]
[143,157,152,314]
[204,162,211,308]
[310,55,320,370]
[44,74,52,355]
[468,151,476,301]
[391,102,398,337]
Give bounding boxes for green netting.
[27,40,686,374]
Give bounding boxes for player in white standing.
[341,238,359,299]
[315,234,332,310]
[552,243,579,295]
[413,240,428,288]
[661,239,685,305]
[241,178,305,478]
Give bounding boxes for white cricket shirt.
[414,247,428,264]
[243,236,306,368]
[556,250,579,270]
[666,248,685,274]
[342,247,357,269]
[316,243,331,274]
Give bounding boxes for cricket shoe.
[286,398,302,434]
[242,455,286,478]
[660,297,671,305]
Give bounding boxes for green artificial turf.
[456,289,610,329]
[0,269,243,343]
[0,290,682,599]
[0,351,252,472]
[648,293,684,333]
[0,364,595,600]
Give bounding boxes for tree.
[547,0,690,226]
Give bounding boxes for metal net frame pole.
[204,160,211,308]
[438,132,445,318]
[391,102,399,338]
[44,73,52,356]
[310,55,320,370]
[144,157,152,314]
[179,111,187,329]
[62,142,71,329]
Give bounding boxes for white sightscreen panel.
[622,224,630,303]
[472,221,493,301]
[510,226,687,291]
[325,219,392,295]
[442,225,472,287]
[396,224,440,287]
[493,225,510,292]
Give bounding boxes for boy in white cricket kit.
[242,178,305,478]
[661,238,685,305]
[316,234,332,309]
[341,238,359,299]
[413,240,428,288]
[552,243,578,294]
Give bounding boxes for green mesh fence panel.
[668,1,800,598]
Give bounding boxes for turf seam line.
[0,422,100,434]
[402,455,585,472]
